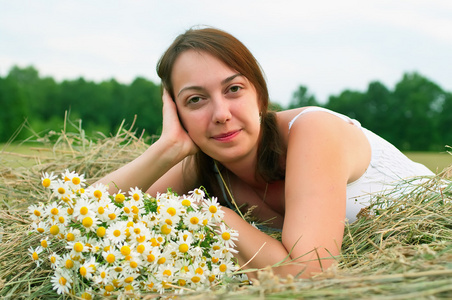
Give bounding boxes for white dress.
[288,107,434,223]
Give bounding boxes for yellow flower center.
[105,284,114,292]
[33,210,41,217]
[74,242,84,252]
[178,279,186,286]
[167,207,176,216]
[72,177,81,185]
[157,257,166,265]
[49,225,59,235]
[93,190,102,199]
[147,254,155,262]
[58,187,65,194]
[50,256,57,264]
[213,245,220,251]
[219,264,227,272]
[136,235,146,243]
[81,292,92,300]
[108,213,116,220]
[163,269,172,276]
[125,276,134,283]
[40,240,48,248]
[165,219,172,225]
[67,207,74,215]
[161,224,171,235]
[66,233,75,241]
[137,244,145,253]
[65,259,74,269]
[115,194,125,203]
[209,206,217,213]
[82,217,93,228]
[190,217,199,225]
[121,245,131,256]
[97,227,106,237]
[80,206,90,215]
[98,207,105,214]
[58,216,65,223]
[132,193,140,201]
[130,261,138,269]
[124,207,130,214]
[179,244,189,253]
[212,257,219,263]
[59,276,67,286]
[32,252,39,261]
[191,276,201,283]
[106,254,115,264]
[181,199,191,206]
[222,232,231,240]
[113,229,121,237]
[80,266,87,276]
[131,206,139,214]
[42,178,51,187]
[37,227,45,233]
[195,267,203,275]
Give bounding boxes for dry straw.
[1,119,451,299]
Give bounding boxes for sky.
[1,0,451,107]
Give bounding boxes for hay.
[1,121,452,299]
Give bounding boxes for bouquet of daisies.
[28,170,243,298]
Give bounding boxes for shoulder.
[276,107,356,146]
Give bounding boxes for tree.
[287,85,319,109]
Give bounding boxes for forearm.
[97,138,187,194]
[223,208,335,278]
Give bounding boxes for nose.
[212,96,231,124]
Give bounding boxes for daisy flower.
[28,203,45,221]
[184,211,205,231]
[85,183,109,201]
[211,259,237,276]
[201,196,225,223]
[60,253,78,270]
[48,252,62,269]
[80,214,100,232]
[51,179,72,202]
[113,190,126,204]
[188,188,205,203]
[104,205,122,224]
[128,187,144,204]
[28,246,44,267]
[65,227,81,242]
[46,202,64,221]
[216,223,239,248]
[41,172,57,189]
[93,198,112,222]
[79,256,98,280]
[51,269,73,295]
[40,237,52,249]
[92,264,112,285]
[103,247,121,265]
[106,221,127,244]
[72,197,96,219]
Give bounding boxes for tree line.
[1,66,451,151]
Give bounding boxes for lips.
[211,130,241,142]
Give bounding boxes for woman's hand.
[160,89,199,157]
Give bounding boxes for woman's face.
[171,50,261,164]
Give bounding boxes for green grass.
[1,143,450,172]
[404,151,451,173]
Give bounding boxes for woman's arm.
[97,90,199,195]
[225,112,363,278]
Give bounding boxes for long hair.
[156,27,285,202]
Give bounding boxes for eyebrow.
[177,73,243,97]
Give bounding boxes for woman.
[99,27,433,278]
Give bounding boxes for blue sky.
[1,0,451,106]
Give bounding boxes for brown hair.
[156,27,284,201]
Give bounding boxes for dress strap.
[288,107,361,131]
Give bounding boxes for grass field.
[2,143,451,172]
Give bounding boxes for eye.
[187,96,202,104]
[229,85,242,93]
